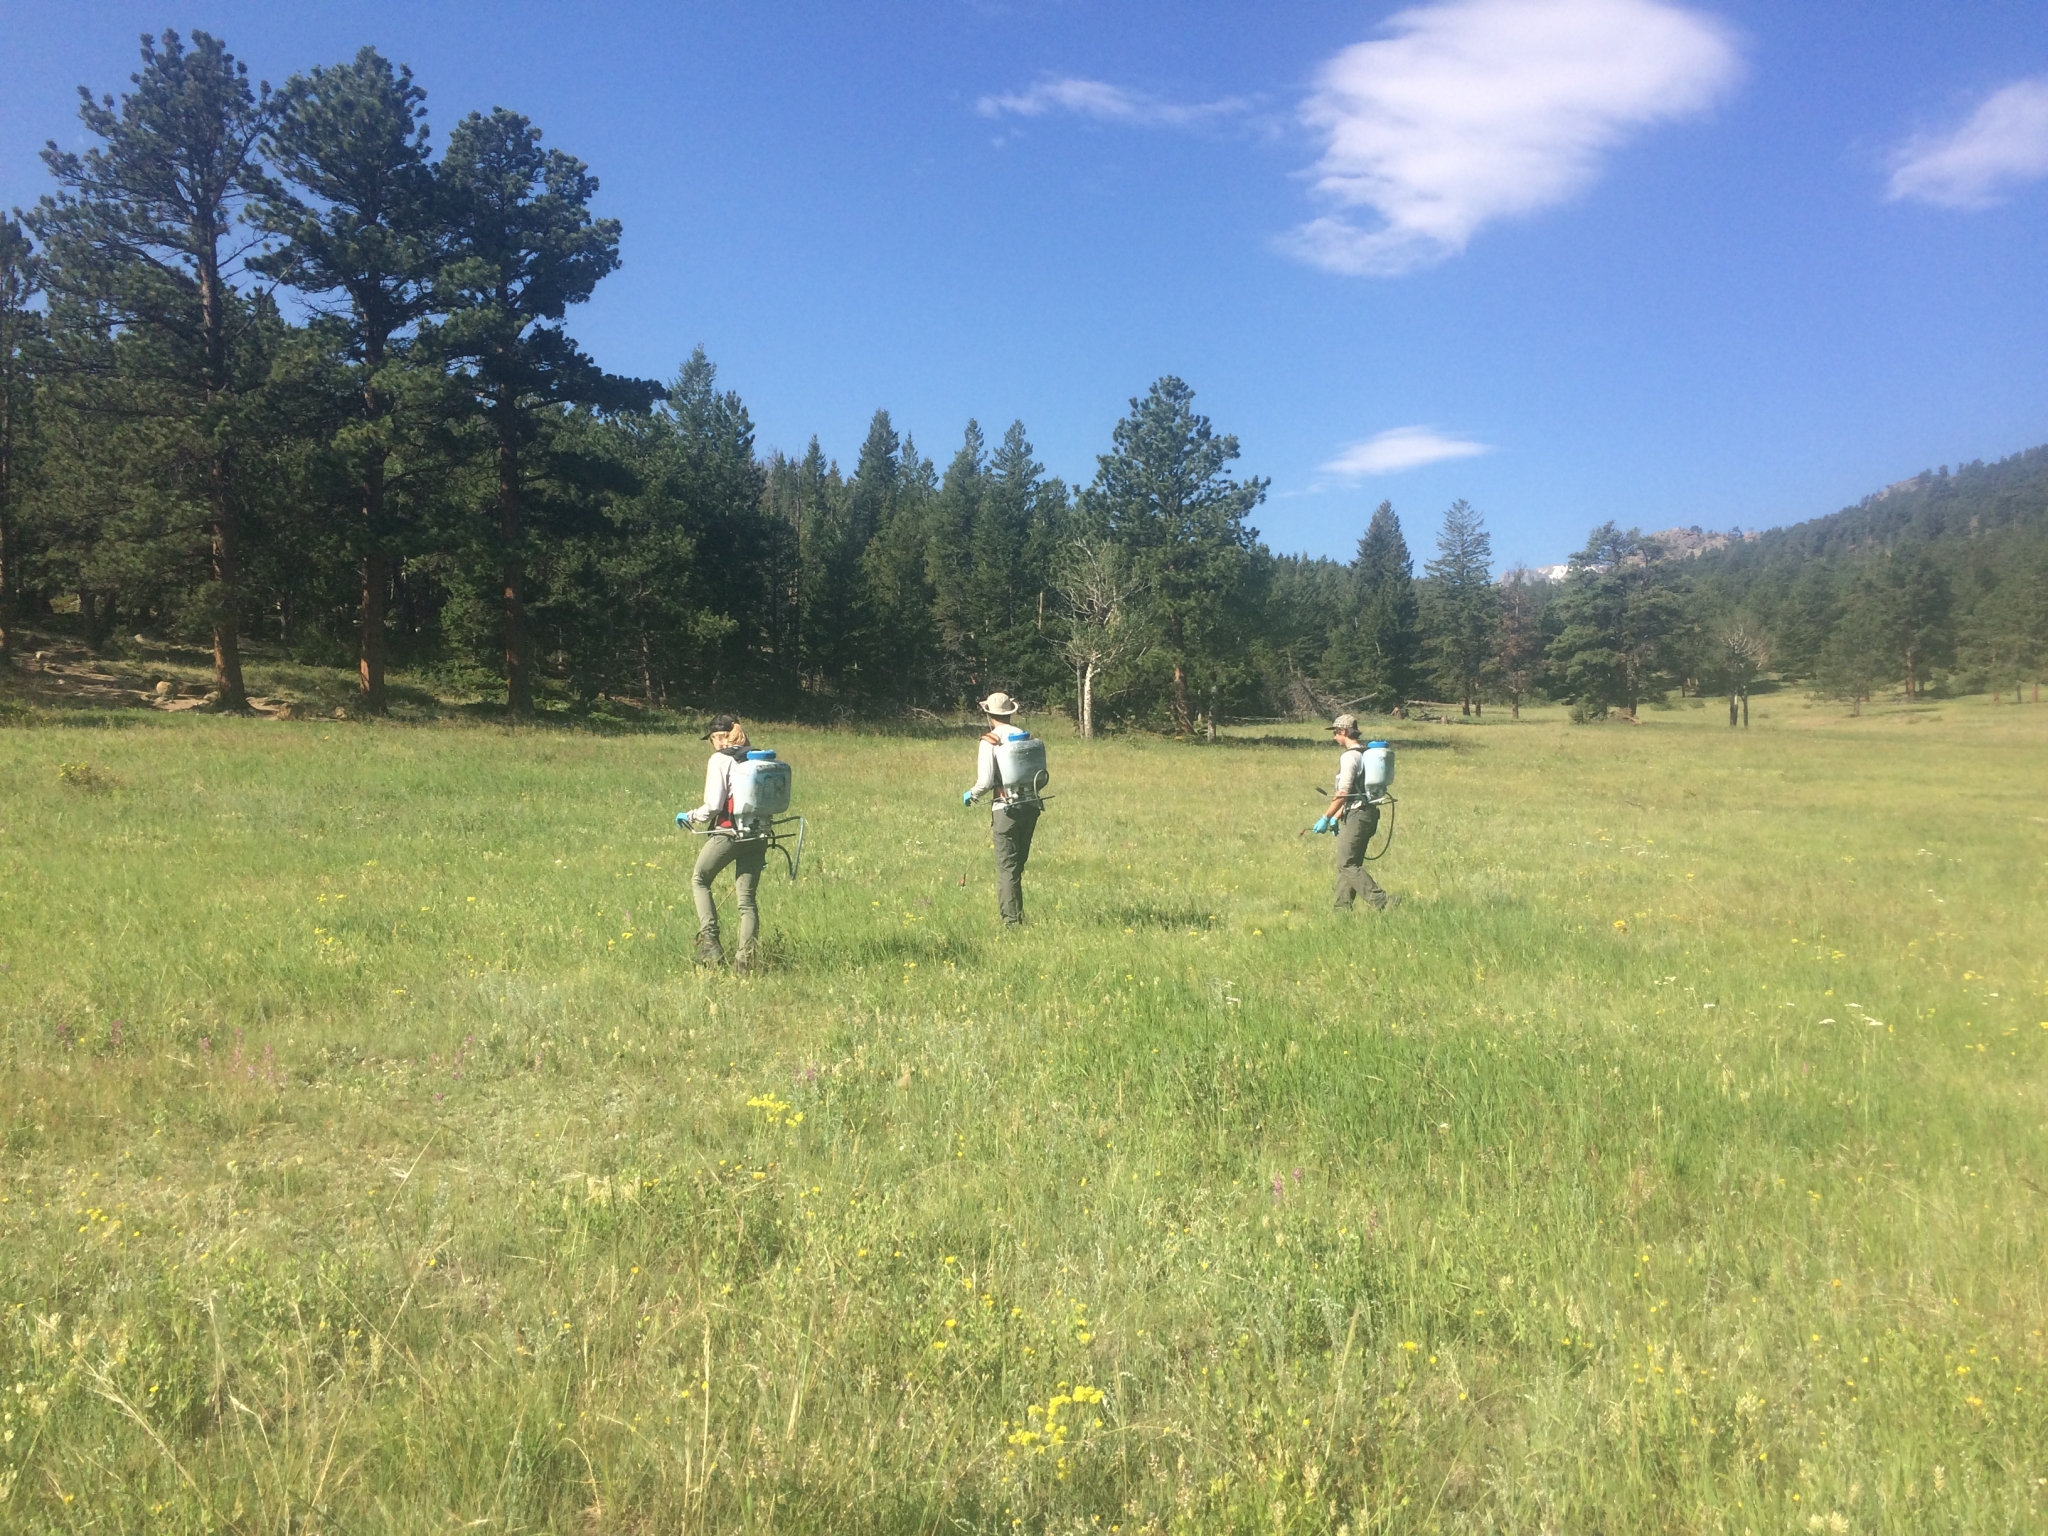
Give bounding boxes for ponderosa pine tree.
[258,47,442,713]
[428,107,657,713]
[1422,498,1496,715]
[0,219,42,656]
[33,30,276,707]
[1549,523,1684,718]
[1084,377,1265,734]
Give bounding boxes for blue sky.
[5,1,2047,568]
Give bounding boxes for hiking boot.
[733,948,755,977]
[694,928,724,965]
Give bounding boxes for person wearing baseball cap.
[961,691,1040,927]
[678,713,767,970]
[1315,714,1392,911]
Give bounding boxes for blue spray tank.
[994,730,1049,803]
[1361,741,1395,803]
[676,747,806,880]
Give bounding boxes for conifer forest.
[2,32,2045,726]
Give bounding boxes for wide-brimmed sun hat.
[979,692,1021,716]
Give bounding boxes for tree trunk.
[356,353,390,713]
[0,368,15,658]
[1729,692,1738,727]
[209,489,247,707]
[1080,658,1096,740]
[359,550,388,714]
[1510,693,1521,721]
[198,243,247,711]
[1171,662,1192,736]
[1741,689,1749,728]
[497,408,531,715]
[0,509,12,658]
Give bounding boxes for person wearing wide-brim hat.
[960,691,1041,927]
[1316,713,1392,911]
[678,712,768,971]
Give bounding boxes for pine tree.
[848,410,942,705]
[0,219,42,656]
[1868,545,1953,700]
[428,107,658,713]
[1422,498,1496,715]
[1548,523,1685,718]
[925,419,985,700]
[1322,500,1418,713]
[257,47,442,713]
[1493,567,1551,719]
[1083,377,1265,734]
[33,30,278,707]
[1814,580,1887,715]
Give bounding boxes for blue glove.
[676,811,694,828]
[1312,815,1332,834]
[1325,817,1341,835]
[962,790,976,807]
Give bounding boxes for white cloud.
[1887,77,2048,209]
[1322,426,1493,477]
[976,77,1251,129]
[1280,0,1742,276]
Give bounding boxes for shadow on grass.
[1106,904,1218,930]
[1210,732,1467,752]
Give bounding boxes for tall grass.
[1,693,2043,1532]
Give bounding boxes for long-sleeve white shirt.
[1333,745,1367,802]
[691,750,740,826]
[967,732,1017,804]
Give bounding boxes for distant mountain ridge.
[1525,444,2048,577]
[1722,444,2048,563]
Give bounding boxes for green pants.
[691,832,765,960]
[1332,803,1388,910]
[990,802,1041,926]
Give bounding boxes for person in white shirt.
[678,713,766,970]
[961,691,1040,927]
[1318,713,1391,911]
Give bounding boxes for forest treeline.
[1,34,2044,727]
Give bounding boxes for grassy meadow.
[0,690,2044,1532]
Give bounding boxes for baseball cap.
[1329,713,1360,734]
[700,711,739,740]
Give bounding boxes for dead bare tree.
[1720,621,1769,728]
[1056,536,1142,740]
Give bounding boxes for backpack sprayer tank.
[729,750,792,832]
[679,748,806,880]
[995,731,1048,802]
[1361,741,1394,803]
